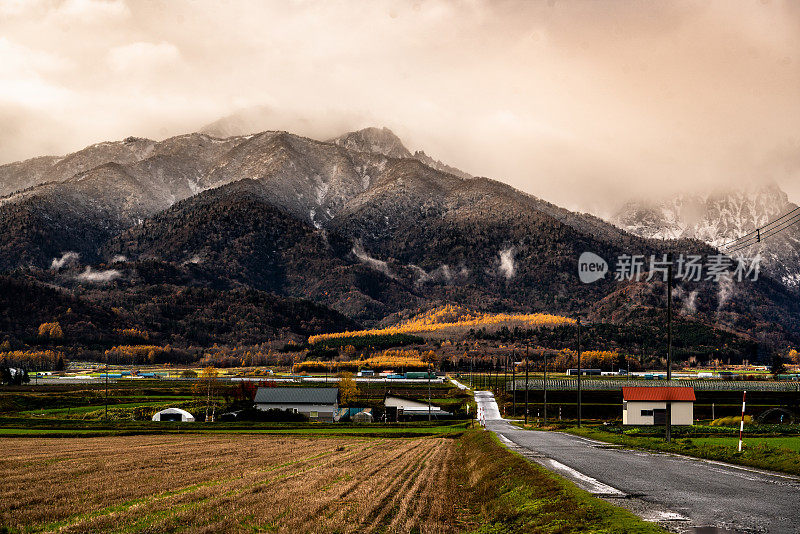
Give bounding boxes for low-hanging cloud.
[0,1,798,211]
[410,263,469,286]
[673,286,698,316]
[352,242,394,279]
[717,273,736,313]
[50,251,79,270]
[498,247,516,280]
[76,266,122,283]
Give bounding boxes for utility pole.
[104,351,109,421]
[512,350,516,417]
[503,356,508,414]
[666,256,673,443]
[427,364,432,423]
[543,348,548,425]
[525,342,529,425]
[494,358,498,394]
[470,352,474,389]
[577,318,582,427]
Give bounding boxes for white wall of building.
[385,396,431,410]
[623,400,693,425]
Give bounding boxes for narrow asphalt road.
[474,391,800,533]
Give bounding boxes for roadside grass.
[687,436,800,453]
[565,427,800,477]
[20,401,179,416]
[457,431,665,533]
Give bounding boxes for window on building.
[640,409,654,417]
[310,411,319,418]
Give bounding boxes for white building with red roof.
[622,387,695,425]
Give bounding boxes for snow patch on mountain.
[612,183,800,290]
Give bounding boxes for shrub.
[711,415,753,427]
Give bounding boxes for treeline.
[104,345,194,365]
[196,346,300,368]
[309,333,424,350]
[308,309,574,345]
[0,350,65,371]
[469,321,759,364]
[293,350,432,373]
[0,367,30,385]
[0,272,358,352]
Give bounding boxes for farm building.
[384,395,451,421]
[152,407,195,422]
[254,387,339,422]
[622,387,695,425]
[338,407,373,421]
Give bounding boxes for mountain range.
[612,183,800,290]
[1,125,798,356]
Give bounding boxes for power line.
[727,212,800,253]
[719,206,800,249]
[724,213,800,255]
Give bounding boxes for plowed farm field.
[0,435,460,533]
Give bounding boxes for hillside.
[613,183,800,290]
[0,126,798,358]
[0,272,356,352]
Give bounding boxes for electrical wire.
[719,206,800,249]
[724,212,800,255]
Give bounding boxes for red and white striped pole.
[738,390,747,452]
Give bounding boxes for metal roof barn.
[254,387,338,404]
[254,387,339,422]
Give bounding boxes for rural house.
[384,395,451,421]
[254,387,339,422]
[622,387,695,425]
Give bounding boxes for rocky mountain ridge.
[0,126,798,352]
[612,183,800,289]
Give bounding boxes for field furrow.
[0,435,459,534]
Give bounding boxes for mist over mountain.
[1,125,798,354]
[612,183,800,289]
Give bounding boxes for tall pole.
[666,256,673,443]
[525,342,529,425]
[427,364,432,423]
[470,352,474,389]
[503,356,508,415]
[543,349,548,425]
[738,390,747,452]
[577,318,582,427]
[105,351,108,421]
[512,350,516,417]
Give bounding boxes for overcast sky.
[1,0,798,213]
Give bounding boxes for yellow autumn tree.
[308,308,574,344]
[337,372,359,405]
[37,322,63,339]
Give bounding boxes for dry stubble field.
[0,434,461,533]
